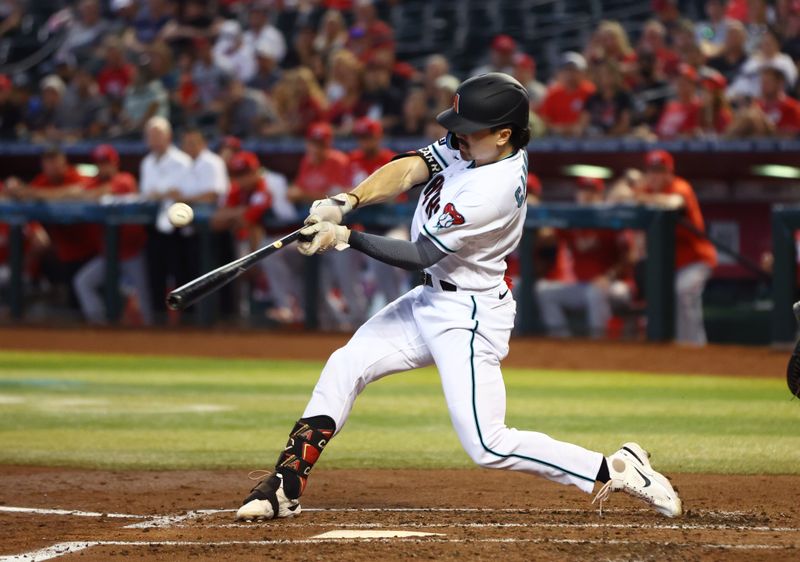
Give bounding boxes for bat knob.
[794,301,800,325]
[166,293,183,311]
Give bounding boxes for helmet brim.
[436,108,493,135]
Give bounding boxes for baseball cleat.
[236,473,301,521]
[592,442,683,517]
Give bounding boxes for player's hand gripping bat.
[166,227,311,311]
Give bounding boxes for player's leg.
[260,247,303,323]
[420,292,604,492]
[535,280,577,337]
[583,282,611,339]
[120,253,154,326]
[675,262,711,345]
[72,256,106,324]
[237,286,434,520]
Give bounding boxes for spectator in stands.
[191,37,226,113]
[219,77,275,138]
[708,20,748,83]
[147,40,179,92]
[249,40,284,94]
[696,0,733,55]
[139,116,192,319]
[431,74,460,115]
[581,60,634,137]
[350,0,394,58]
[586,20,637,81]
[6,146,97,310]
[126,0,174,52]
[538,52,596,137]
[243,1,287,65]
[422,54,450,107]
[107,0,137,37]
[97,37,133,100]
[58,68,109,141]
[634,150,717,345]
[471,34,517,77]
[361,56,404,132]
[22,75,65,141]
[512,53,546,109]
[325,48,362,106]
[728,26,797,100]
[656,63,703,139]
[0,74,21,139]
[781,2,800,64]
[389,86,428,137]
[637,19,680,78]
[73,145,152,326]
[213,20,256,84]
[121,63,170,133]
[700,72,733,134]
[536,177,635,339]
[265,67,327,137]
[727,65,800,136]
[160,0,217,52]
[744,0,772,54]
[181,128,229,204]
[314,9,349,59]
[288,122,350,204]
[56,0,109,65]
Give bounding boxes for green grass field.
[0,350,798,474]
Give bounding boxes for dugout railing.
[0,200,680,341]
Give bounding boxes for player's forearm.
[348,156,430,208]
[348,230,445,271]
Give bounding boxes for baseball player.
[236,73,682,521]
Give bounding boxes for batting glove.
[305,193,355,225]
[297,216,350,255]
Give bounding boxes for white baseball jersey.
[410,138,529,292]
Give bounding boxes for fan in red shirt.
[97,39,134,99]
[212,151,272,246]
[537,52,596,136]
[756,66,800,135]
[656,64,702,139]
[536,177,635,338]
[72,145,153,325]
[635,150,717,345]
[349,117,395,185]
[288,122,351,204]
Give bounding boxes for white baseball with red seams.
[302,137,605,494]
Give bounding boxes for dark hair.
[492,123,531,150]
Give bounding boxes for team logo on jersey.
[453,93,460,114]
[435,203,465,230]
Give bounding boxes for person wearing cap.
[72,145,152,325]
[236,73,683,522]
[471,34,517,78]
[213,19,257,84]
[243,1,287,64]
[655,63,703,139]
[635,150,717,345]
[727,65,800,136]
[728,27,797,101]
[24,75,69,142]
[535,177,635,338]
[537,52,596,137]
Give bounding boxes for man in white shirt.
[181,128,229,204]
[213,20,256,84]
[140,116,194,322]
[243,1,286,64]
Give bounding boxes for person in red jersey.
[536,177,635,338]
[634,150,717,345]
[537,52,596,136]
[656,64,703,139]
[288,122,351,204]
[727,66,800,137]
[5,146,98,309]
[72,144,152,325]
[212,151,271,246]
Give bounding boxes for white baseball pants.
[675,262,711,345]
[303,284,603,493]
[73,253,153,325]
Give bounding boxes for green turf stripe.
[422,225,456,253]
[468,296,595,484]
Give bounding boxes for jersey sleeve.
[419,190,503,255]
[413,137,461,177]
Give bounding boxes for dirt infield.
[0,327,795,560]
[1,466,798,561]
[0,326,788,377]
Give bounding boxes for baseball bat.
[166,227,310,311]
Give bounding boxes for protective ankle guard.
[276,417,334,497]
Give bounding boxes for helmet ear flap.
[445,132,460,150]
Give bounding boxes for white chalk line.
[0,506,148,519]
[1,538,793,562]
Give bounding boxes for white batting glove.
[305,193,355,225]
[297,216,351,255]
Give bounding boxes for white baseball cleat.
[236,473,302,521]
[592,442,683,517]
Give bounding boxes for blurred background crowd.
[0,0,795,344]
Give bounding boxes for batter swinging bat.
[166,227,311,311]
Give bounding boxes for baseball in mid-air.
[167,202,193,227]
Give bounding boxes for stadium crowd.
[1,0,789,343]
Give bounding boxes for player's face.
[645,168,671,191]
[455,127,512,166]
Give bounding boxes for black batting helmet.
[436,72,529,134]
